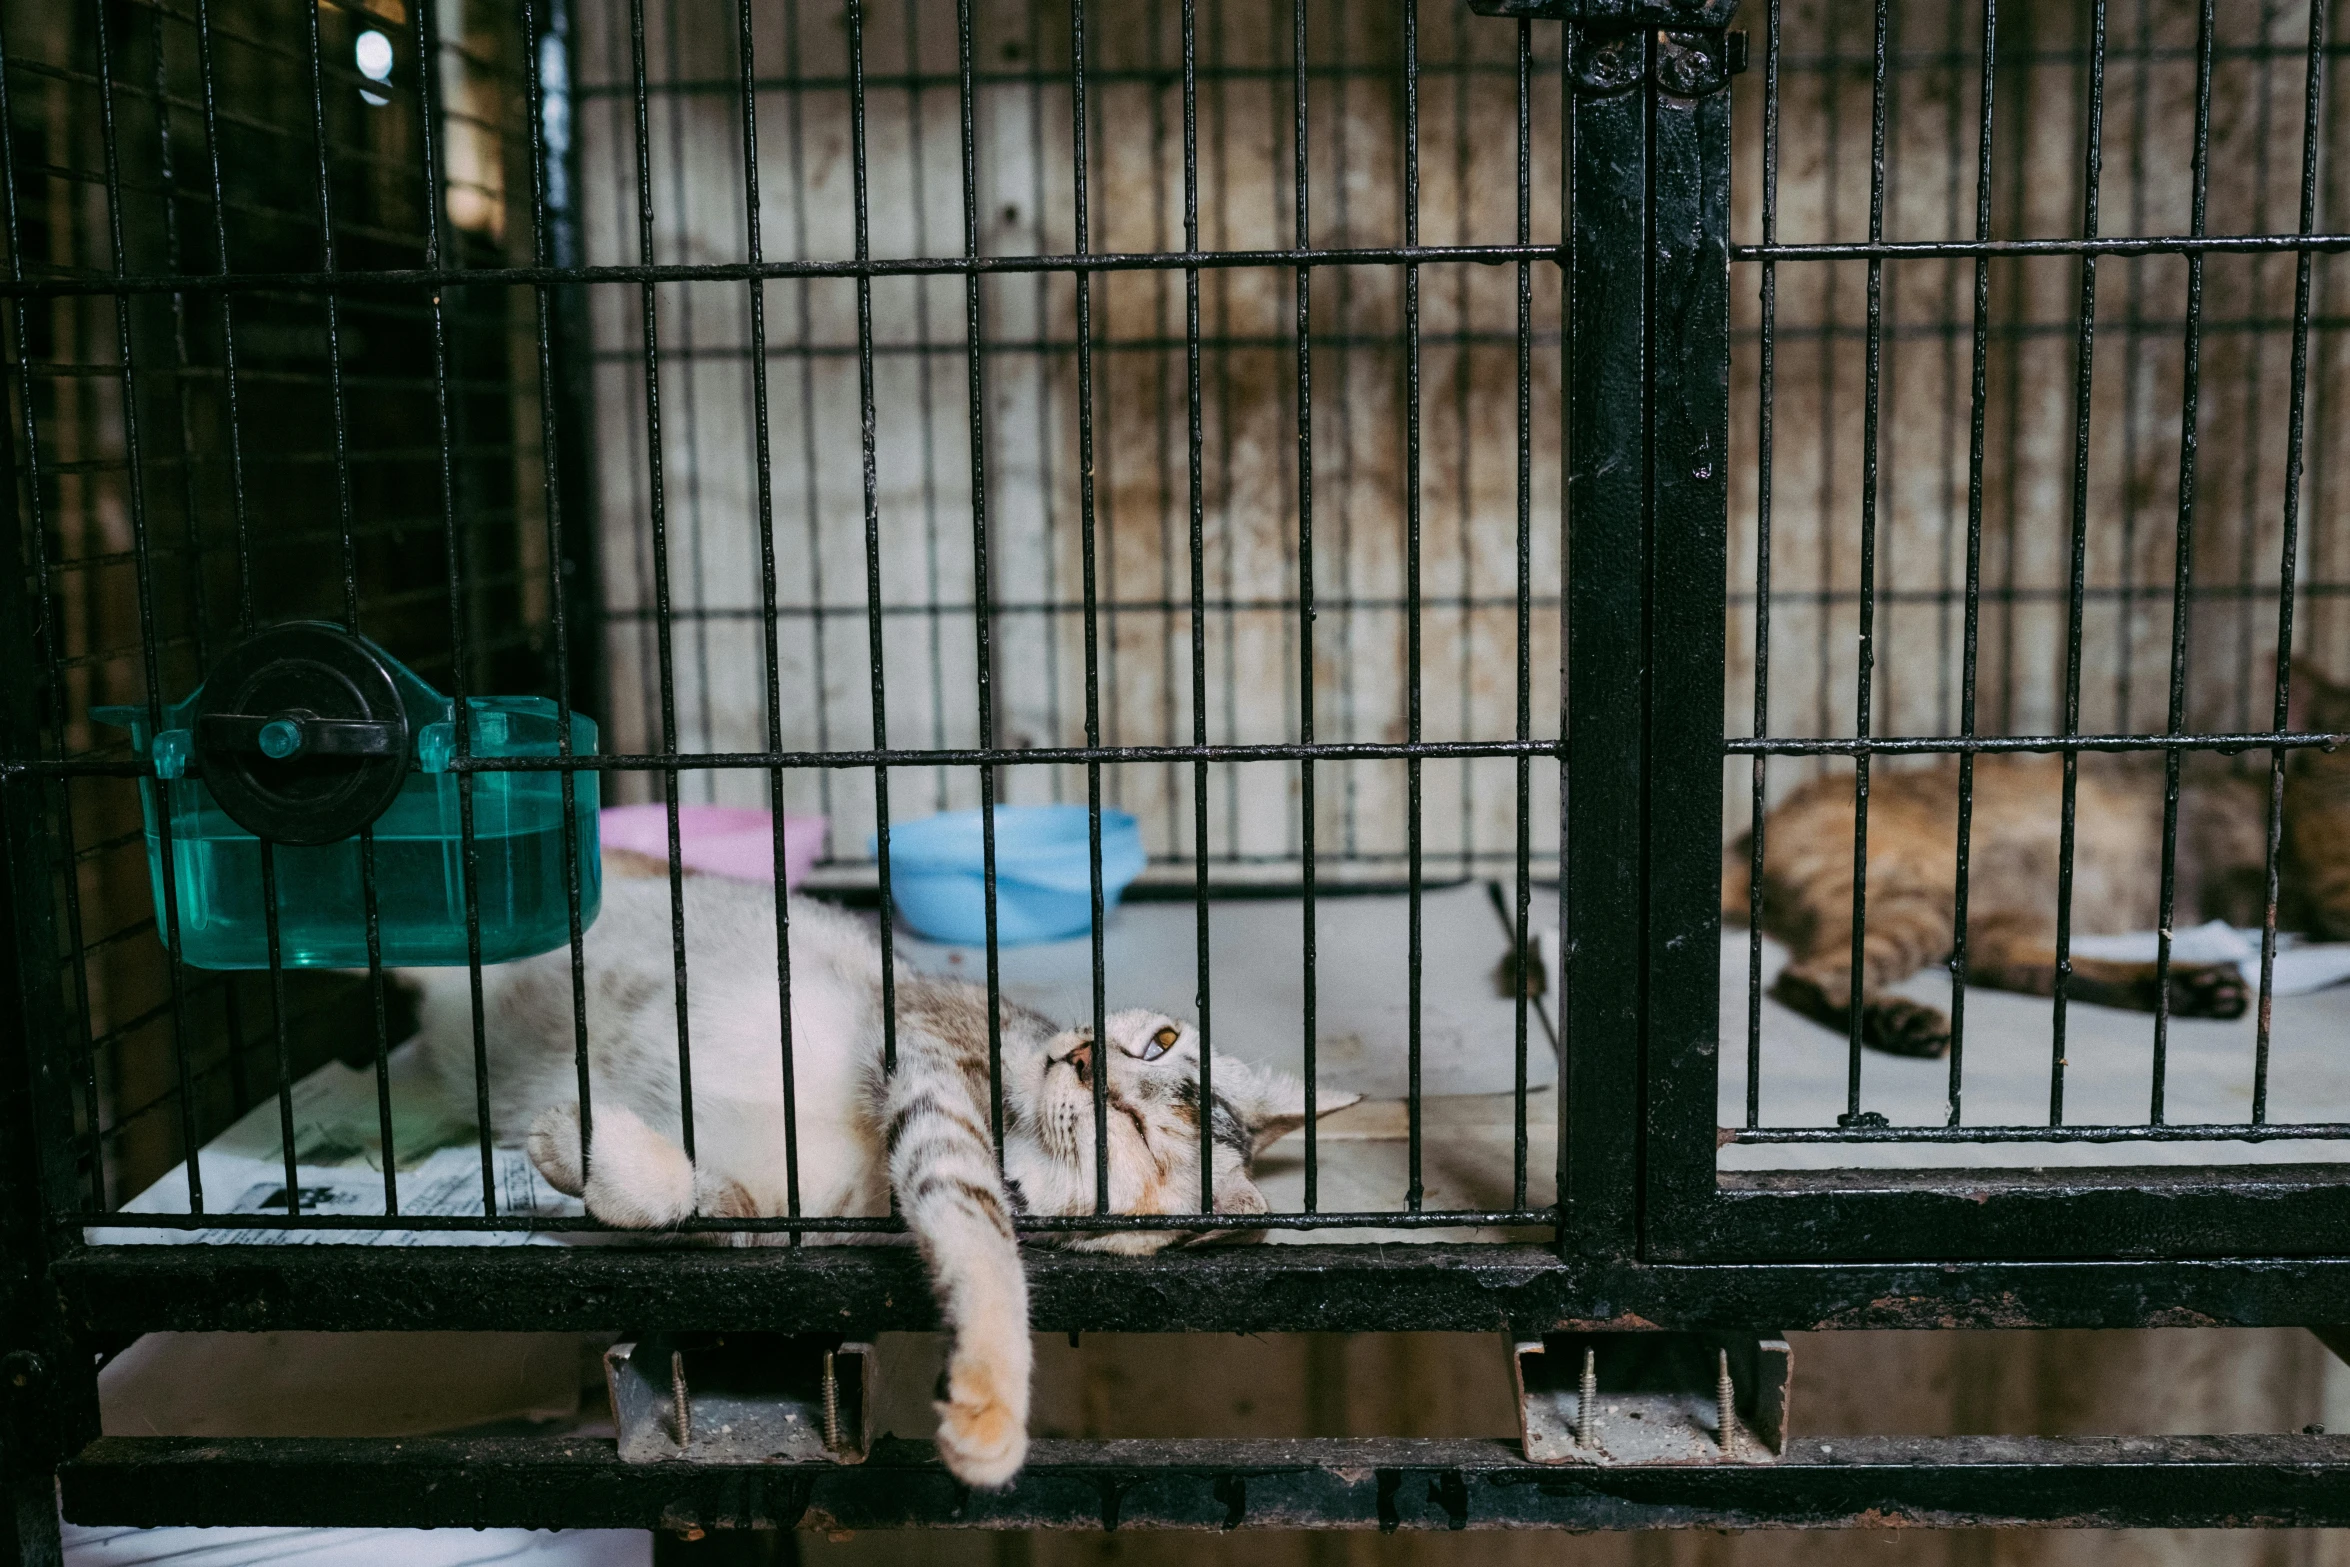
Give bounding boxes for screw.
[671,1350,692,1448]
[1716,1349,1738,1457]
[822,1350,843,1451]
[258,719,303,759]
[1572,29,1644,95]
[1655,31,1725,98]
[1576,1346,1598,1448]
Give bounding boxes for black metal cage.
[4,0,2350,1546]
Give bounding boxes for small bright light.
[355,30,394,84]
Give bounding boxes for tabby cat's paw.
[2168,962,2249,1021]
[934,1354,1028,1489]
[1862,997,1952,1059]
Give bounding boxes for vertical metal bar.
[1147,0,1173,835]
[1747,0,1781,1132]
[2151,0,2216,1126]
[1025,0,1064,802]
[904,0,950,816]
[0,324,97,1547]
[1841,0,1892,1123]
[298,0,398,1208]
[1402,0,1425,1214]
[662,0,717,801]
[157,0,252,1134]
[192,0,254,1131]
[2113,0,2157,734]
[625,0,696,1167]
[1560,18,1647,1259]
[847,0,900,1082]
[1212,0,1240,869]
[192,0,253,635]
[87,0,205,1214]
[2049,0,2110,1128]
[1810,1,1840,752]
[1512,13,1534,1210]
[1453,2,1477,880]
[2255,0,2329,1125]
[956,0,1006,1159]
[1643,22,1734,1247]
[414,0,497,1215]
[1992,27,2030,738]
[604,0,662,760]
[738,0,801,1225]
[0,15,103,1211]
[783,0,838,850]
[1874,0,1905,734]
[1292,0,1318,1215]
[1948,0,2001,1127]
[1933,0,1966,737]
[0,392,101,1567]
[1181,0,1214,1212]
[1555,3,1574,1254]
[258,841,297,1211]
[1069,0,1108,1213]
[1333,14,1359,860]
[521,0,597,1187]
[2233,1,2286,738]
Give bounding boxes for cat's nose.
[1063,1040,1093,1087]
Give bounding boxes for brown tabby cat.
[1726,661,2350,1058]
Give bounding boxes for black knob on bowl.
[190,622,414,846]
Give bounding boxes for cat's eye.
[1142,1025,1180,1060]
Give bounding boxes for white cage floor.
[87,890,2350,1248]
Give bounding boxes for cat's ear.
[2290,658,2350,734]
[1217,1060,1361,1156]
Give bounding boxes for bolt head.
[259,719,304,759]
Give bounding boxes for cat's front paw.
[2168,962,2250,1020]
[934,1354,1028,1489]
[582,1104,697,1227]
[526,1104,586,1197]
[1862,997,1951,1058]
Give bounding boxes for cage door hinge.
[1510,1332,1791,1465]
[607,1333,874,1464]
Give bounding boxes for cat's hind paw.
[582,1105,697,1228]
[934,1355,1028,1489]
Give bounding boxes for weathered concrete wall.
[572,0,1564,874]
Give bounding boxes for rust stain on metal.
[1547,1312,1663,1332]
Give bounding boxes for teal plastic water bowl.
[95,623,601,970]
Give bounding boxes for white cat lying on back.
[403,862,1344,1488]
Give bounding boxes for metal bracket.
[606,1332,874,1464]
[1470,0,1739,28]
[1510,1332,1791,1465]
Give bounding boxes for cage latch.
[1510,1331,1791,1465]
[186,621,417,846]
[606,1333,874,1465]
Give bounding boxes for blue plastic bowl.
[873,805,1146,946]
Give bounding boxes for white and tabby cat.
[404,864,1339,1487]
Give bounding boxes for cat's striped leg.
[1968,916,2249,1019]
[1769,888,1956,1058]
[885,1051,1031,1489]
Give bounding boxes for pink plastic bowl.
[600,805,826,889]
